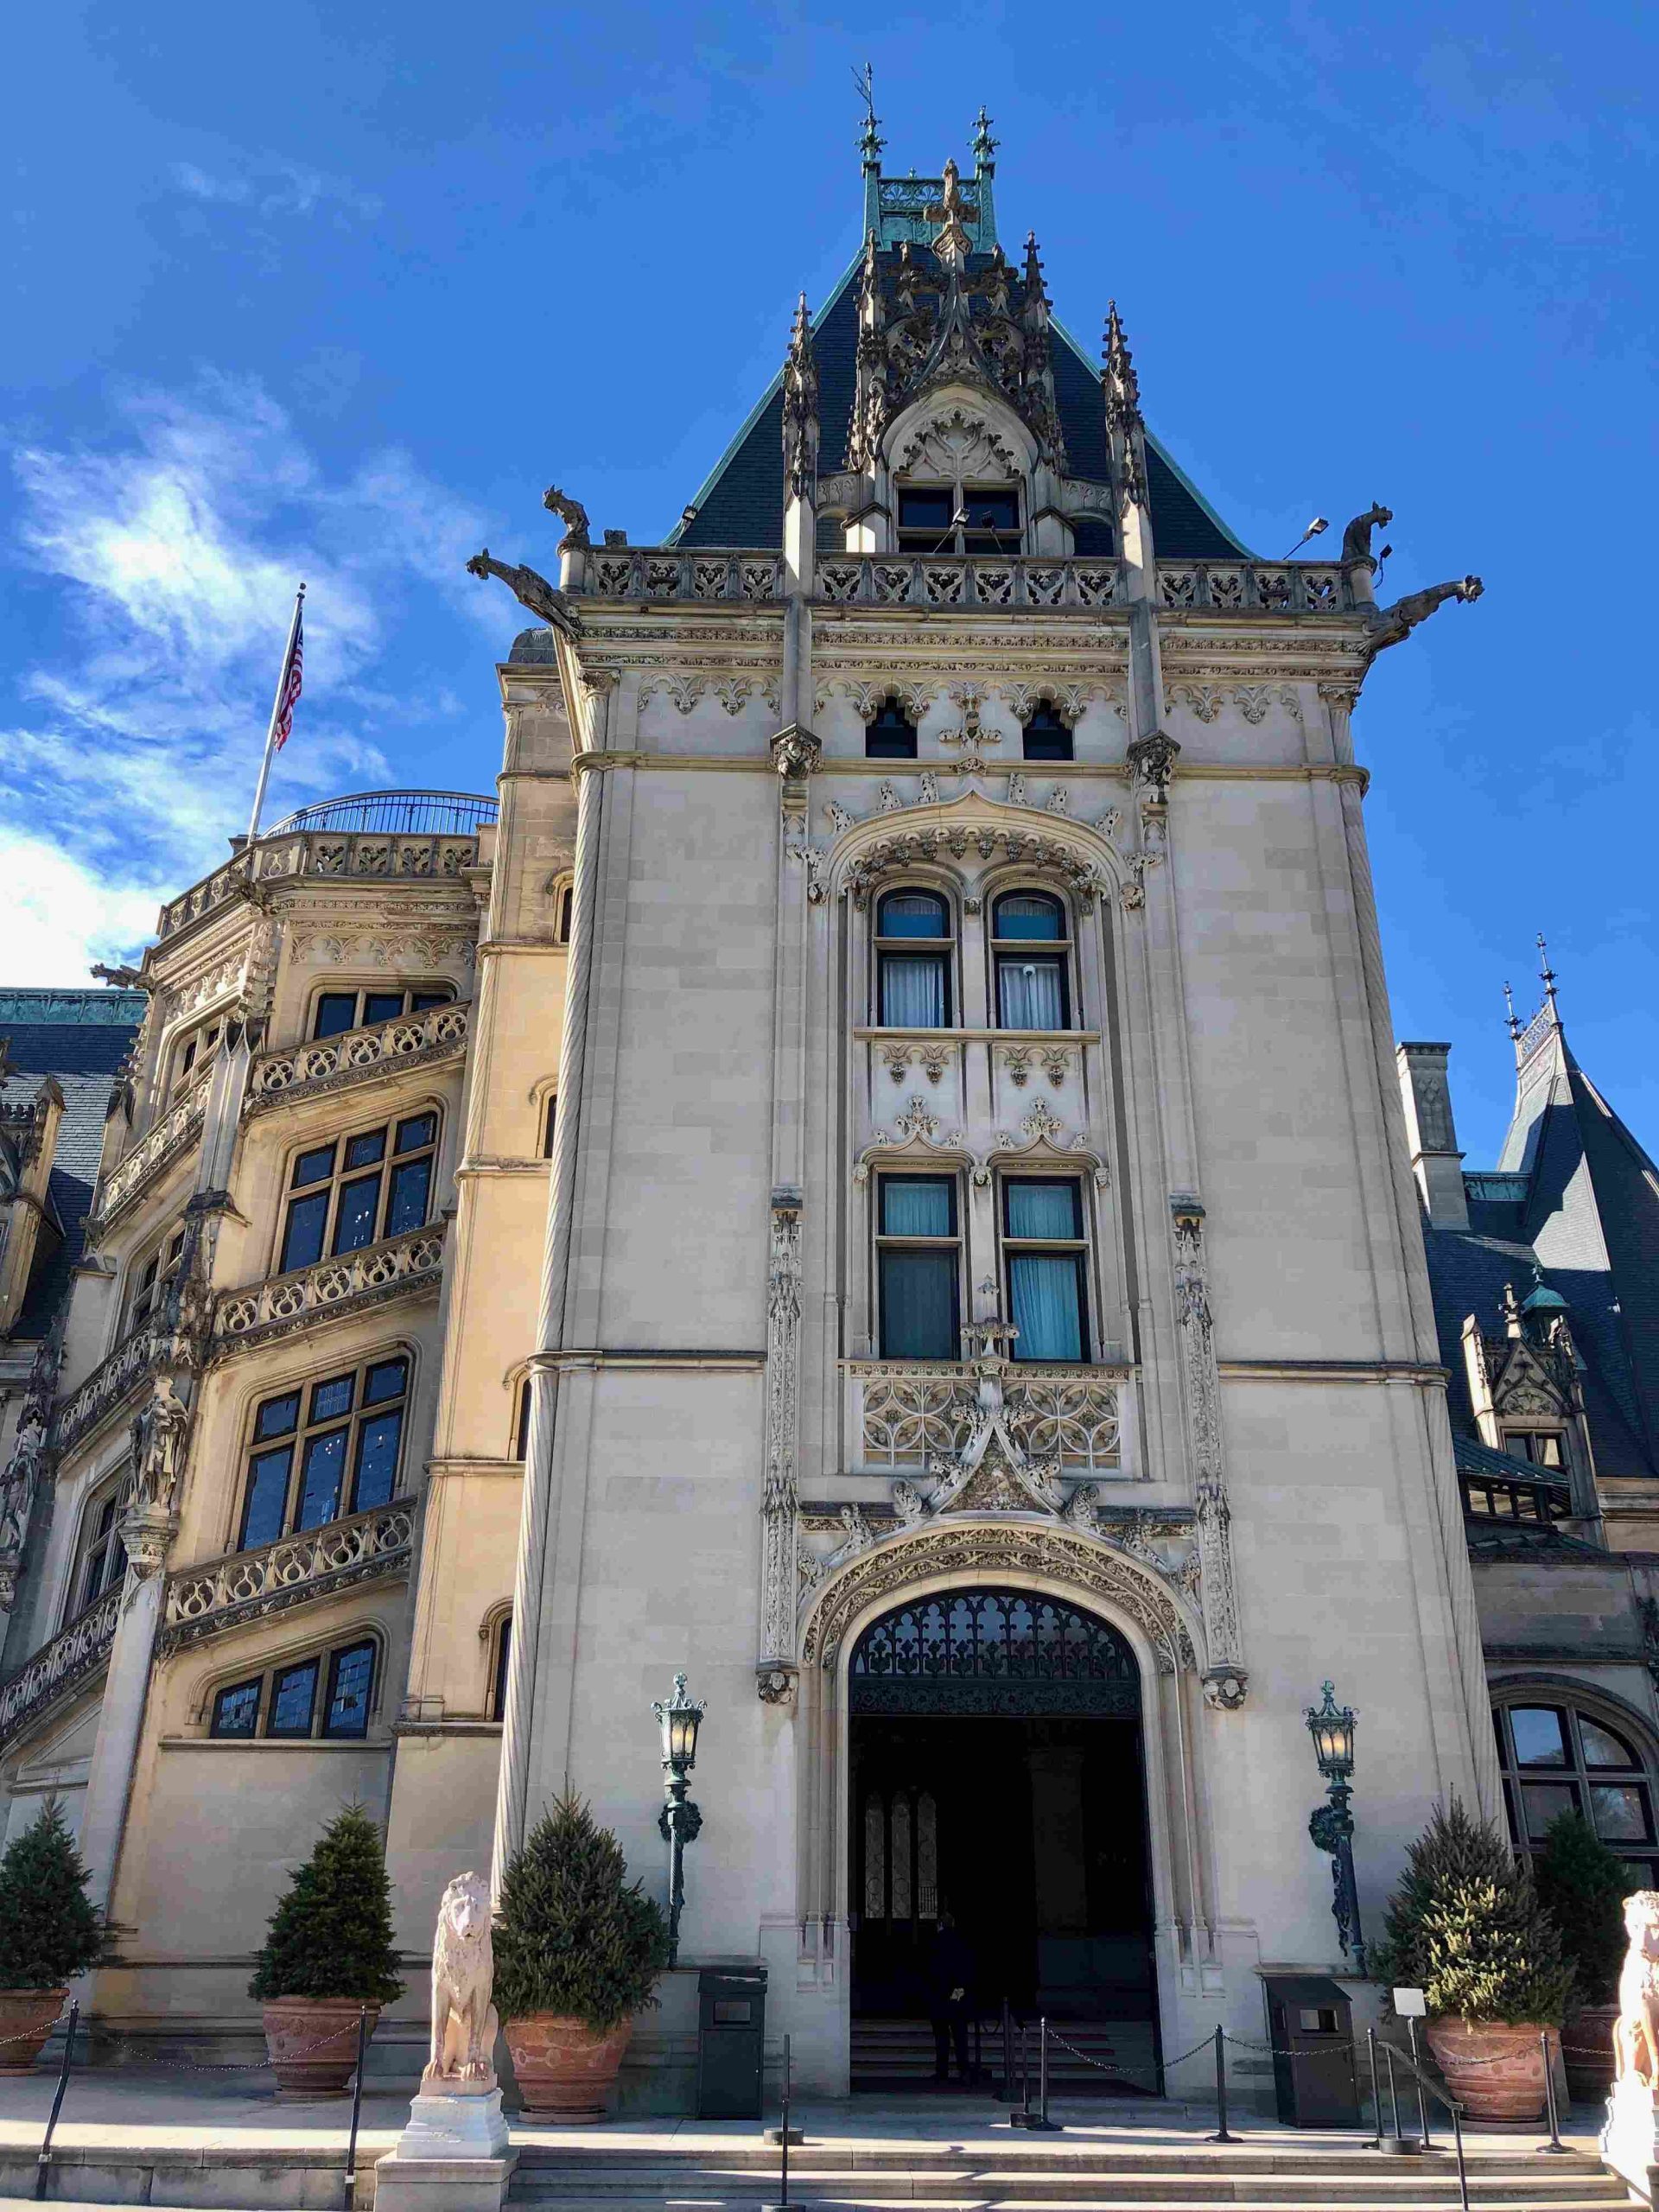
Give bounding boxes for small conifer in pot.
[250,1804,404,2099]
[1535,1809,1630,2097]
[0,1797,102,2074]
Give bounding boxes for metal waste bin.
[696,1967,766,2120]
[1262,1974,1359,2126]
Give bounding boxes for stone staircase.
[850,2018,1159,2095]
[506,2139,1624,2212]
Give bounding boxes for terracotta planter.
[260,1998,378,2099]
[1424,2018,1557,2121]
[505,2012,632,2122]
[0,1989,67,2075]
[1563,2005,1618,2103]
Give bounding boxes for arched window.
[876,1173,960,1359]
[866,695,918,760]
[209,1635,378,1741]
[876,890,952,1028]
[310,984,452,1041]
[491,1613,512,1721]
[513,1377,532,1459]
[992,891,1070,1029]
[1494,1696,1659,1888]
[1022,702,1072,763]
[279,1110,438,1274]
[67,1483,126,1622]
[238,1354,410,1550]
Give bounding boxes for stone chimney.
[1396,1042,1469,1230]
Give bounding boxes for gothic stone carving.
[757,1198,803,1700]
[124,1376,192,1578]
[1171,1200,1247,1708]
[425,1872,500,2092]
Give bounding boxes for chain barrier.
[1222,2027,1606,2066]
[0,2009,372,2070]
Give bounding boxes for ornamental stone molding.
[757,1195,803,1703]
[213,1222,446,1353]
[769,725,822,782]
[244,1000,470,1117]
[1170,1198,1247,1708]
[160,1501,414,1654]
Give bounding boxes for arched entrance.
[848,1586,1160,2091]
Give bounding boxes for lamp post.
[1306,1681,1364,1970]
[653,1671,705,1967]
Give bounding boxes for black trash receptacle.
[696,1968,767,2120]
[1262,1975,1360,2126]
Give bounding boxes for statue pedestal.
[375,2084,515,2212]
[1600,2077,1659,2201]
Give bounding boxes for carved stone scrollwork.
[770,725,822,783]
[1170,1199,1246,1707]
[1127,731,1179,797]
[757,1193,803,1703]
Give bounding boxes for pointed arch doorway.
[849,1586,1160,2092]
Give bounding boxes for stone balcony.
[52,1321,181,1457]
[244,1000,470,1119]
[212,1220,447,1354]
[87,1074,210,1236]
[159,1499,415,1655]
[0,1586,121,1751]
[847,1359,1128,1478]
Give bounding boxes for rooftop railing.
[264,791,498,838]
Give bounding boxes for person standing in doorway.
[926,1908,976,2086]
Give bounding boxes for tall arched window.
[992,891,1070,1029]
[1494,1695,1659,1888]
[1022,702,1072,763]
[876,890,952,1027]
[866,695,918,760]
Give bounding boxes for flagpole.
[246,582,306,844]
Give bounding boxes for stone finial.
[782,295,820,503]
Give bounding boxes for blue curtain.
[879,892,948,938]
[1010,1253,1083,1360]
[998,957,1064,1028]
[995,894,1063,940]
[1006,1181,1078,1238]
[881,1178,953,1236]
[880,1251,958,1358]
[882,954,947,1027]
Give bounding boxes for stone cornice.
[1217,1357,1446,1383]
[532,1347,766,1372]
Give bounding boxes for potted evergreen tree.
[494,1793,671,2121]
[1371,1799,1573,2120]
[248,1805,404,2098]
[1535,1811,1629,2101]
[0,1798,102,2072]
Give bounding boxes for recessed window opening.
[1505,1429,1566,1471]
[278,1111,437,1274]
[71,1488,126,1618]
[896,484,1020,556]
[210,1637,378,1741]
[311,986,451,1041]
[129,1225,186,1330]
[1022,703,1073,763]
[876,890,952,1028]
[513,1377,532,1459]
[491,1615,512,1721]
[866,695,918,760]
[238,1355,410,1550]
[554,886,574,943]
[876,1173,960,1361]
[993,892,1071,1029]
[168,1016,224,1098]
[541,1094,558,1159]
[1495,1700,1659,1890]
[1002,1178,1087,1362]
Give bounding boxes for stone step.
[507,2194,1625,2212]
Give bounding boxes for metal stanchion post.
[1366,2029,1383,2150]
[1205,2027,1235,2144]
[341,2005,367,2210]
[1538,2030,1568,2154]
[1018,2016,1059,2133]
[1406,2018,1432,2148]
[1000,2000,1014,2103]
[34,2002,78,2203]
[778,2032,796,2210]
[1451,2102,1470,2212]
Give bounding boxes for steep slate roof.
[0,988,144,1338]
[1420,1007,1659,1483]
[673,186,1249,560]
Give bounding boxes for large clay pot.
[1424,2018,1557,2121]
[260,1998,378,2099]
[505,2012,632,2122]
[1563,2005,1619,2103]
[0,1989,67,2075]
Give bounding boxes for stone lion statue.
[425,1871,499,2091]
[1614,1890,1659,2089]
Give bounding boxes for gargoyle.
[1371,574,1484,652]
[1339,504,1393,570]
[541,486,591,552]
[466,550,581,637]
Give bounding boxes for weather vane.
[852,61,882,158]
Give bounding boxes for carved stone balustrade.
[816,556,1124,611]
[52,1323,178,1457]
[849,1361,1128,1478]
[160,1500,416,1653]
[0,1586,122,1750]
[212,1222,447,1352]
[1154,560,1348,614]
[245,1001,470,1117]
[87,1078,209,1235]
[580,550,784,602]
[156,828,483,943]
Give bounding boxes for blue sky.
[5,2,1654,1163]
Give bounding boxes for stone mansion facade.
[3,118,1657,2107]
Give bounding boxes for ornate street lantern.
[1305,1681,1364,1968]
[652,1672,705,1966]
[1306,1680,1357,1781]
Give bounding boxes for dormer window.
[897,485,1020,555]
[1505,1429,1566,1472]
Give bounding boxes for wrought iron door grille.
[849,1589,1139,1715]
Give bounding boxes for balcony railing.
[264,791,497,838]
[581,550,784,602]
[1463,1471,1573,1525]
[245,1000,471,1116]
[88,1076,210,1234]
[160,1500,415,1653]
[156,807,493,944]
[52,1322,174,1457]
[1154,560,1347,613]
[816,555,1125,610]
[848,1360,1126,1477]
[213,1221,446,1350]
[0,1586,122,1750]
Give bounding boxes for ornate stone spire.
[781,292,819,502]
[1021,232,1065,467]
[1103,297,1147,510]
[848,232,889,474]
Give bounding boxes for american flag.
[271,601,304,751]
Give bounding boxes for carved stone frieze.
[1170,1198,1247,1707]
[757,1196,803,1699]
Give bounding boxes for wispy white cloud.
[3,375,493,986]
[168,158,383,222]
